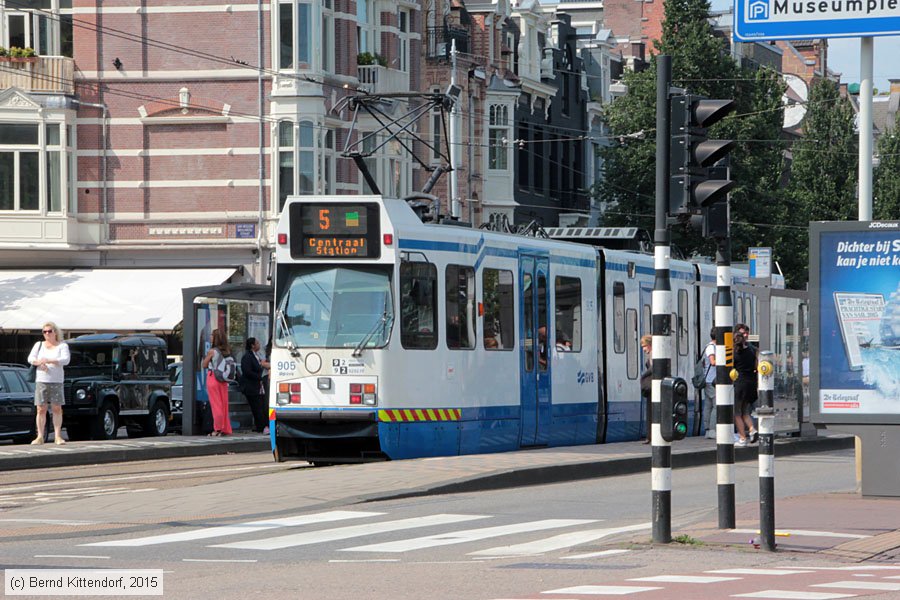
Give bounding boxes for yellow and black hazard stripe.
[724,331,734,367]
[378,409,461,422]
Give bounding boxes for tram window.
[745,297,753,330]
[446,265,475,350]
[400,262,438,349]
[677,289,688,356]
[555,276,581,352]
[537,273,548,371]
[626,308,638,379]
[613,281,625,354]
[733,291,739,323]
[642,304,650,337]
[482,268,514,350]
[524,273,534,371]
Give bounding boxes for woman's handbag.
[26,341,41,382]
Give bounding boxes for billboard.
[734,0,900,41]
[810,221,900,425]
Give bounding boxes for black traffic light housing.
[669,94,736,215]
[660,376,689,442]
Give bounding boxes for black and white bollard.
[715,238,735,529]
[757,350,776,552]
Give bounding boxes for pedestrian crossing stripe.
[378,409,461,422]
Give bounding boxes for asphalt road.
[5,449,891,600]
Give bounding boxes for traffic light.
[660,376,689,442]
[702,161,730,238]
[669,94,736,215]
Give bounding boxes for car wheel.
[145,401,169,437]
[91,401,119,440]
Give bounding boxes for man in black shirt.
[733,331,758,446]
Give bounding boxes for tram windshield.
[275,266,393,349]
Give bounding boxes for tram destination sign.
[733,0,900,41]
[291,202,381,259]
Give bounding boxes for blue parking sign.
[734,0,900,41]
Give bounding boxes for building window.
[398,8,410,73]
[488,104,509,170]
[279,0,312,70]
[4,4,72,57]
[356,0,372,54]
[277,120,317,211]
[321,129,335,194]
[321,0,334,73]
[0,122,67,214]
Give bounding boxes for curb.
[368,435,855,501]
[0,439,270,471]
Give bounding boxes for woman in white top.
[27,322,71,445]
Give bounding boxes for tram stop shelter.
[181,282,273,436]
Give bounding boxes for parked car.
[167,360,253,433]
[63,334,173,440]
[0,364,37,444]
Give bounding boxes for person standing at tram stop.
[28,322,71,445]
[240,337,270,434]
[732,330,759,447]
[702,328,717,439]
[201,328,233,437]
[639,335,652,444]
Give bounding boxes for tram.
[268,195,777,462]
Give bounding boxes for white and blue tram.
[268,195,775,462]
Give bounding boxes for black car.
[0,364,37,444]
[63,334,173,440]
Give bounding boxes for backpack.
[691,344,713,389]
[212,350,237,383]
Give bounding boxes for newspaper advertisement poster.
[817,225,900,417]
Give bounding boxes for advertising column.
[810,220,900,496]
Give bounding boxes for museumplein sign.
[734,0,900,40]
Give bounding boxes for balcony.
[357,65,410,94]
[0,56,75,95]
[426,26,469,60]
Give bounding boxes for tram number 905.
[276,361,297,373]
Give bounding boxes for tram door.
[519,254,551,447]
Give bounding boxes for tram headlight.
[363,383,377,406]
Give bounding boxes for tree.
[595,0,786,271]
[780,79,857,286]
[874,112,900,220]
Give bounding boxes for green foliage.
[595,0,786,272]
[874,113,900,220]
[673,534,703,545]
[357,52,387,67]
[780,79,858,286]
[7,46,36,58]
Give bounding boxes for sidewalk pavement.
[3,430,897,561]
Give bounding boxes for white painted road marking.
[83,510,382,547]
[34,555,110,560]
[214,514,490,551]
[542,585,662,595]
[630,575,740,583]
[469,522,648,557]
[343,519,596,553]
[812,581,900,591]
[710,569,815,576]
[733,592,858,599]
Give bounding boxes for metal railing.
[425,26,469,60]
[0,55,75,94]
[357,64,410,94]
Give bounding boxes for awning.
[0,268,236,332]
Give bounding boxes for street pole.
[715,236,735,529]
[449,38,461,219]
[757,350,776,552]
[652,55,673,544]
[859,37,873,221]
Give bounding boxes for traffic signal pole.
[652,55,673,544]
[715,237,736,529]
